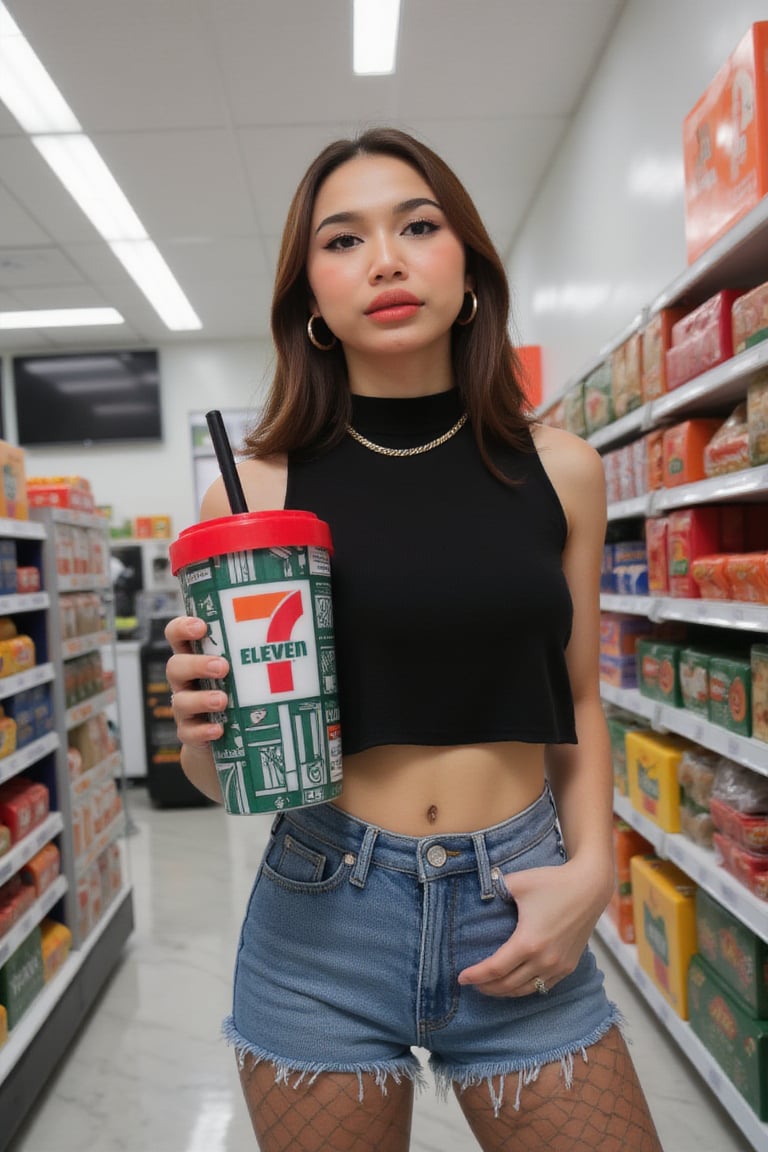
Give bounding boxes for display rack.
[0,508,134,1152]
[538,200,768,1151]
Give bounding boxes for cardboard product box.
[732,281,768,353]
[714,833,768,902]
[710,798,768,856]
[667,507,721,598]
[612,335,643,419]
[723,552,768,603]
[631,854,698,1017]
[690,554,731,600]
[662,420,723,488]
[40,918,72,983]
[600,654,639,689]
[683,22,768,265]
[665,291,744,391]
[636,639,683,707]
[562,383,587,438]
[748,369,768,466]
[679,646,712,716]
[708,654,752,736]
[688,953,768,1120]
[608,819,654,944]
[606,710,650,796]
[583,362,614,435]
[695,888,768,1016]
[641,308,689,401]
[752,644,768,743]
[645,517,670,594]
[0,443,28,521]
[600,612,652,659]
[0,925,44,1029]
[0,1003,6,1047]
[626,729,691,832]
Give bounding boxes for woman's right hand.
[165,615,230,749]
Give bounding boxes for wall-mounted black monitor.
[13,349,162,446]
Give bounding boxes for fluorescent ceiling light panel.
[33,135,146,241]
[354,0,401,74]
[0,3,201,331]
[0,307,124,329]
[0,3,80,132]
[110,240,202,331]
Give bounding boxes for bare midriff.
[332,741,547,836]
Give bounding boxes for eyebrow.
[314,197,443,234]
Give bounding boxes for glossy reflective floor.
[8,786,756,1152]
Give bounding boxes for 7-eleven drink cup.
[169,511,342,814]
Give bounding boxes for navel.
[426,805,438,824]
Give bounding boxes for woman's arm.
[458,427,614,996]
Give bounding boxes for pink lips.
[365,290,422,321]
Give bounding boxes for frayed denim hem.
[431,1005,626,1119]
[222,1015,428,1103]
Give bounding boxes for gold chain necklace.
[345,411,468,457]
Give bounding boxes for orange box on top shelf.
[0,443,28,521]
[683,22,768,264]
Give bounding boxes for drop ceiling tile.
[0,247,86,288]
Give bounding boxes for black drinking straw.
[205,409,249,514]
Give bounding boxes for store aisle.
[7,786,756,1152]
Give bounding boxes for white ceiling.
[0,0,626,350]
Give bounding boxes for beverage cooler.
[137,593,211,807]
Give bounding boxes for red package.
[663,420,723,487]
[21,842,60,896]
[714,832,768,901]
[641,308,689,401]
[690,555,731,600]
[720,506,747,552]
[710,798,768,854]
[732,279,768,353]
[724,553,768,603]
[665,291,744,390]
[0,789,33,843]
[645,518,670,593]
[667,507,721,597]
[746,504,768,550]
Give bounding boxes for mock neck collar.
[348,389,464,437]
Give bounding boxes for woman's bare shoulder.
[200,454,288,519]
[530,423,605,532]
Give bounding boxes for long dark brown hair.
[244,127,533,477]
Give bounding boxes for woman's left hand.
[457,858,611,998]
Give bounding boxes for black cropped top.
[285,388,577,754]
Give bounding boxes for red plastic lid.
[169,510,333,574]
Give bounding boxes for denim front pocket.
[492,820,565,904]
[262,825,353,894]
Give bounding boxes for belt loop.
[350,826,378,888]
[472,832,495,900]
[270,812,284,835]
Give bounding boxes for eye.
[324,233,361,251]
[402,219,440,237]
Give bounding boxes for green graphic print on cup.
[178,540,342,813]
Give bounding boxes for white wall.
[507,0,768,400]
[1,339,274,538]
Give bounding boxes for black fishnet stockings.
[238,1029,663,1152]
[239,1058,414,1152]
[455,1028,663,1152]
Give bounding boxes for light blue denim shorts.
[223,785,620,1109]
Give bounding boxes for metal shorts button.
[426,844,447,867]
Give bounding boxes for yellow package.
[40,918,73,983]
[0,717,17,760]
[0,1003,7,1048]
[631,855,698,1018]
[626,730,691,832]
[0,442,28,520]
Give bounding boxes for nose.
[368,230,406,282]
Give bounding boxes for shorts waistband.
[275,785,559,896]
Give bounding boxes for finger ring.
[533,976,548,996]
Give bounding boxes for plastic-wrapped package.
[703,403,751,476]
[711,759,768,813]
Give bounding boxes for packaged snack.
[720,505,747,552]
[665,292,744,389]
[688,955,768,1120]
[663,420,724,487]
[21,842,60,896]
[641,308,689,401]
[703,404,751,476]
[612,334,643,419]
[683,23,768,264]
[631,855,698,1017]
[712,758,768,813]
[667,507,721,597]
[690,554,731,599]
[626,729,691,832]
[695,888,768,1016]
[714,833,768,901]
[645,518,670,593]
[563,383,587,438]
[636,639,683,707]
[583,362,614,434]
[732,280,768,353]
[708,654,752,736]
[645,429,666,491]
[752,645,768,743]
[710,798,768,854]
[679,648,712,716]
[608,818,654,944]
[0,925,43,1027]
[40,918,72,983]
[723,553,768,602]
[606,708,650,796]
[748,370,768,466]
[600,612,652,658]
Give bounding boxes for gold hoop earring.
[307,313,337,351]
[456,290,478,326]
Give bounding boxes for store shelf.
[0,663,54,704]
[589,404,651,451]
[65,685,117,731]
[61,629,114,660]
[0,519,45,541]
[74,811,125,881]
[0,873,67,968]
[0,881,133,1094]
[57,573,112,592]
[612,793,768,943]
[0,731,60,787]
[652,339,768,424]
[595,914,768,1152]
[600,593,768,632]
[650,465,768,511]
[0,592,49,615]
[0,812,64,887]
[607,495,650,522]
[600,684,768,775]
[45,509,109,530]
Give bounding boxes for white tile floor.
[7,785,759,1152]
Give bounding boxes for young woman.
[165,127,663,1152]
